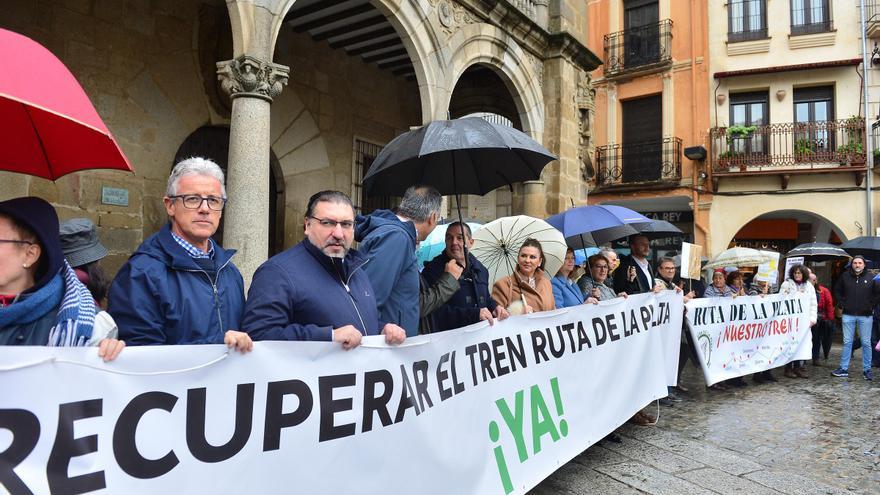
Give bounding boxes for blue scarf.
[0,262,94,346]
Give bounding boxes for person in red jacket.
[810,273,835,364]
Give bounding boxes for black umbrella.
[362,117,556,197]
[786,242,851,262]
[839,236,880,258]
[633,219,684,240]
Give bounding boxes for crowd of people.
[2,156,877,410]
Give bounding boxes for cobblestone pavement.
[532,347,880,494]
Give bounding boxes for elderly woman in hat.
[60,218,110,307]
[0,197,124,360]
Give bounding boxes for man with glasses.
[108,157,252,352]
[241,191,406,349]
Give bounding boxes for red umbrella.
[0,28,133,180]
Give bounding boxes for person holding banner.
[108,158,252,353]
[704,269,735,298]
[832,255,878,380]
[656,257,697,400]
[492,238,555,314]
[746,280,779,384]
[422,222,508,331]
[726,270,747,297]
[578,253,625,301]
[614,235,658,295]
[0,197,124,361]
[552,248,599,308]
[779,264,817,378]
[243,191,406,349]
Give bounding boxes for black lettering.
[449,351,465,394]
[640,306,652,329]
[113,392,179,479]
[436,353,454,401]
[412,360,434,412]
[491,338,510,377]
[560,323,576,353]
[478,342,496,382]
[576,321,592,350]
[186,384,254,463]
[47,399,104,494]
[263,379,313,451]
[592,317,608,345]
[607,314,621,341]
[0,409,40,495]
[505,335,527,372]
[394,364,420,423]
[464,344,479,386]
[547,327,565,358]
[531,329,549,363]
[318,374,356,442]
[363,369,394,431]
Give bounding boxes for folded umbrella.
[0,28,132,179]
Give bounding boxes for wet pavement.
[532,347,880,494]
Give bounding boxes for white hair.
[166,157,227,197]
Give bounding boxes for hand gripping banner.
[0,292,682,495]
[685,293,812,386]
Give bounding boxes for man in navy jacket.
[355,185,442,337]
[422,222,509,331]
[109,157,252,352]
[242,191,406,349]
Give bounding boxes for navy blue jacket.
[422,251,497,332]
[242,240,381,341]
[355,210,420,336]
[108,224,245,345]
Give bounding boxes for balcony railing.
[710,118,866,173]
[603,19,673,77]
[595,137,682,187]
[511,0,548,29]
[866,2,880,38]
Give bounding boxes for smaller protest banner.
[680,242,703,280]
[783,256,804,281]
[755,251,781,285]
[685,293,811,385]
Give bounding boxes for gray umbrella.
[786,242,851,262]
[634,219,684,240]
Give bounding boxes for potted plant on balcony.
[794,138,815,163]
[722,125,756,171]
[837,142,865,166]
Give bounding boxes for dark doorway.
[173,126,285,256]
[624,0,660,68]
[621,95,663,183]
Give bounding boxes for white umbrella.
[704,247,777,269]
[471,215,568,285]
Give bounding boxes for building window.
[352,138,396,215]
[790,0,832,35]
[728,0,768,43]
[793,86,835,155]
[729,91,769,155]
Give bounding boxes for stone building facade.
[0,0,600,284]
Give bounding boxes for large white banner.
[685,293,812,385]
[0,292,682,495]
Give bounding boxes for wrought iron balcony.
[595,137,682,188]
[709,118,867,190]
[603,19,673,77]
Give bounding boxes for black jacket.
[833,269,880,316]
[422,251,497,332]
[613,254,654,295]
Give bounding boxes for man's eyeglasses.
[592,264,609,270]
[169,195,227,211]
[309,216,355,230]
[0,239,34,245]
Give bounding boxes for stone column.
[523,180,546,217]
[217,55,289,286]
[533,0,549,29]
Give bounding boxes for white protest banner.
[0,292,682,495]
[685,293,812,386]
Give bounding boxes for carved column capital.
[216,55,290,102]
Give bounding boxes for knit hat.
[0,196,63,290]
[59,218,108,268]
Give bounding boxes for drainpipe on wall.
[860,0,874,234]
[690,0,710,246]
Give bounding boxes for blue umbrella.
[546,205,651,249]
[417,221,482,267]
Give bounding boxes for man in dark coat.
[614,234,658,295]
[422,222,509,332]
[109,158,252,352]
[832,255,879,380]
[242,191,406,349]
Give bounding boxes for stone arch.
[710,204,851,257]
[445,23,544,139]
[369,0,447,124]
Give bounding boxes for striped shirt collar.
[170,231,214,259]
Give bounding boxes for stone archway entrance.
[174,126,285,256]
[730,210,847,253]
